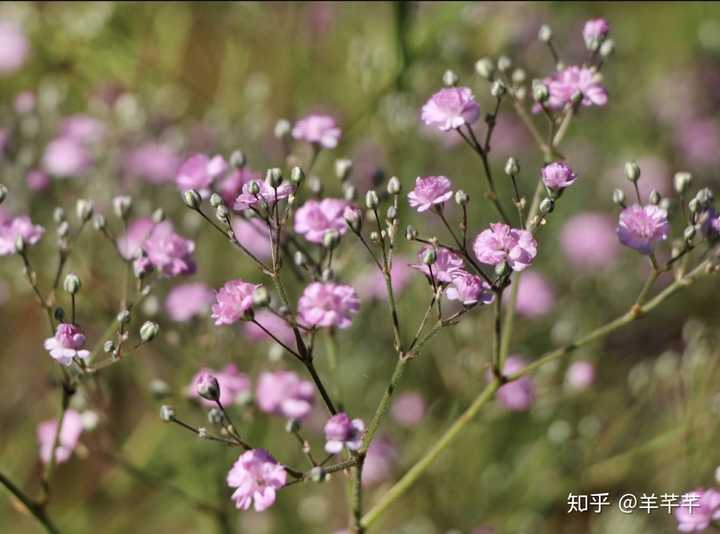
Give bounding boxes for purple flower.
[233,179,294,211]
[298,282,359,329]
[117,217,155,260]
[243,310,295,347]
[189,364,251,407]
[565,361,595,391]
[42,137,91,177]
[194,373,220,401]
[701,208,720,240]
[60,114,106,145]
[617,204,670,254]
[494,357,535,412]
[256,370,315,420]
[176,153,227,194]
[675,488,720,532]
[26,169,50,191]
[541,161,577,190]
[363,437,397,487]
[354,260,413,300]
[473,223,538,272]
[583,18,610,50]
[37,409,84,465]
[536,66,607,112]
[512,271,555,317]
[294,198,350,244]
[0,215,45,255]
[142,221,196,276]
[446,270,494,306]
[125,142,180,185]
[560,212,620,269]
[324,412,365,454]
[211,279,262,325]
[391,392,426,428]
[407,176,454,212]
[218,167,261,205]
[44,323,90,366]
[411,246,465,283]
[0,21,29,75]
[165,282,214,322]
[420,87,480,131]
[291,114,341,149]
[227,449,287,512]
[230,217,272,259]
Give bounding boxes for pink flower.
[298,282,359,329]
[675,488,720,532]
[26,169,50,191]
[42,137,91,177]
[243,310,295,347]
[513,271,555,317]
[189,364,251,407]
[411,246,465,283]
[407,176,454,212]
[176,153,227,194]
[291,114,341,149]
[233,179,294,211]
[211,279,261,325]
[0,215,45,255]
[363,437,396,487]
[294,198,349,244]
[674,118,720,168]
[541,161,577,190]
[117,217,155,260]
[354,261,413,300]
[560,212,620,269]
[494,357,535,412]
[256,370,315,420]
[565,361,595,391]
[165,282,214,322]
[391,392,426,427]
[420,87,480,131]
[125,142,180,185]
[583,18,610,50]
[701,208,720,240]
[218,167,261,205]
[617,204,670,255]
[227,449,287,512]
[446,270,494,306]
[60,114,106,145]
[44,323,90,366]
[14,91,35,114]
[37,409,84,465]
[324,412,365,454]
[230,217,272,259]
[536,66,607,112]
[473,223,537,272]
[142,221,196,276]
[0,21,29,75]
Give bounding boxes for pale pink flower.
[165,282,214,322]
[493,357,535,412]
[26,169,50,191]
[583,18,610,50]
[243,310,295,347]
[675,488,720,532]
[411,246,465,283]
[60,114,106,145]
[189,364,251,407]
[421,87,480,131]
[407,176,453,212]
[513,271,555,317]
[211,279,261,325]
[14,91,35,114]
[42,137,91,177]
[565,361,595,391]
[291,114,341,149]
[227,449,287,512]
[298,282,359,329]
[44,323,90,366]
[324,412,365,454]
[363,437,396,487]
[37,409,84,465]
[0,215,45,255]
[391,392,426,427]
[218,167,261,205]
[233,179,294,211]
[125,142,180,185]
[446,270,494,306]
[617,204,670,255]
[473,223,537,272]
[142,221,196,276]
[560,212,620,269]
[0,21,29,75]
[536,66,607,112]
[117,217,155,260]
[294,198,349,243]
[354,261,413,300]
[230,217,272,259]
[176,153,227,194]
[256,370,315,420]
[541,161,577,190]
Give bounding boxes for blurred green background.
[1,2,720,533]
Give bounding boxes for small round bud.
[495,261,509,276]
[343,184,356,201]
[335,159,353,182]
[612,188,626,206]
[182,189,201,209]
[294,251,307,269]
[113,195,133,219]
[285,418,301,433]
[386,205,397,221]
[454,190,469,206]
[197,427,209,439]
[152,208,165,224]
[442,69,459,87]
[307,176,322,195]
[369,231,380,243]
[624,161,641,182]
[673,172,693,194]
[497,55,511,72]
[209,193,223,208]
[54,307,65,322]
[229,149,246,168]
[14,236,25,254]
[290,166,305,185]
[64,273,81,295]
[538,24,553,43]
[252,285,270,308]
[696,187,714,208]
[422,248,437,266]
[196,373,220,402]
[208,407,224,424]
[57,221,70,238]
[92,214,106,231]
[474,57,495,79]
[511,68,526,84]
[248,181,261,196]
[117,309,131,324]
[539,197,554,215]
[266,168,283,188]
[343,206,361,231]
[139,321,159,343]
[504,157,519,176]
[387,176,401,196]
[532,80,549,103]
[159,405,175,422]
[649,190,661,206]
[322,231,340,251]
[0,184,7,204]
[490,80,506,98]
[599,38,614,58]
[688,198,700,214]
[683,225,696,243]
[405,225,418,241]
[103,340,116,353]
[216,205,229,222]
[310,466,326,483]
[365,190,379,210]
[75,199,94,222]
[274,118,291,139]
[53,207,66,224]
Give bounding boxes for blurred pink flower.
[675,488,720,532]
[421,87,480,131]
[324,412,365,454]
[37,409,84,465]
[227,449,287,512]
[494,357,535,412]
[354,260,413,300]
[218,167,261,205]
[189,364,251,407]
[411,246,464,283]
[42,137,91,177]
[560,212,620,270]
[363,437,397,486]
[60,114,106,145]
[0,20,29,75]
[294,198,349,243]
[292,114,341,149]
[674,118,720,168]
[44,323,90,367]
[407,175,453,212]
[14,90,35,114]
[26,169,50,191]
[211,279,261,325]
[125,142,180,185]
[582,18,610,50]
[176,153,227,194]
[143,221,196,276]
[243,310,295,346]
[233,179,294,211]
[230,217,272,259]
[0,215,45,255]
[391,392,426,427]
[165,282,214,322]
[256,370,315,420]
[565,361,595,391]
[617,204,670,255]
[117,217,155,260]
[298,282,359,329]
[474,223,537,272]
[513,271,554,318]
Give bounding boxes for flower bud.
[57,221,70,238]
[14,236,25,254]
[511,68,526,84]
[54,307,65,322]
[93,214,106,231]
[160,405,175,422]
[290,166,305,185]
[208,407,224,424]
[229,149,246,168]
[495,261,509,276]
[387,176,401,196]
[198,427,209,439]
[210,193,223,208]
[688,198,700,214]
[454,190,469,206]
[103,340,116,353]
[624,161,641,182]
[532,80,549,102]
[612,188,625,206]
[490,80,506,98]
[76,199,93,222]
[139,321,159,343]
[365,190,379,210]
[248,181,261,196]
[343,206,361,231]
[696,187,714,208]
[252,285,270,307]
[182,189,201,209]
[0,184,7,204]
[538,24,553,42]
[343,184,356,201]
[405,225,418,241]
[422,248,437,266]
[310,466,326,483]
[442,69,459,87]
[216,205,229,222]
[266,168,283,188]
[196,373,220,402]
[335,159,353,181]
[53,207,66,224]
[599,38,614,58]
[386,205,397,221]
[117,309,131,324]
[683,225,696,243]
[539,197,554,215]
[474,57,495,79]
[504,157,519,176]
[274,118,291,139]
[370,231,380,243]
[497,55,511,72]
[64,273,81,295]
[285,418,301,433]
[307,176,322,195]
[649,189,661,206]
[673,172,692,194]
[113,195,133,219]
